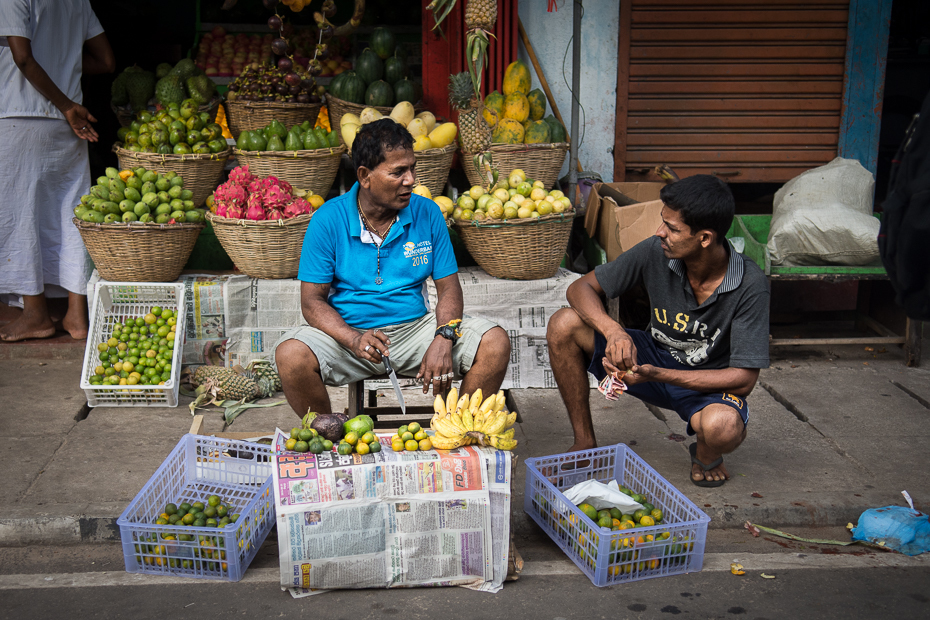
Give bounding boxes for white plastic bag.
[562,479,643,512]
[767,157,880,266]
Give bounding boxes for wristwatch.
[435,324,460,345]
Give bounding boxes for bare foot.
[62,292,89,339]
[690,442,730,484]
[0,314,56,342]
[568,441,597,453]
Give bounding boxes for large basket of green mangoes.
[232,119,345,198]
[113,144,231,208]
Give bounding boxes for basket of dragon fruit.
[205,165,324,279]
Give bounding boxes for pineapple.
[464,0,498,31]
[449,71,491,154]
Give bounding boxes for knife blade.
[382,354,405,414]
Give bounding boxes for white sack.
[767,157,880,266]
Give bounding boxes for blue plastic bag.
[851,506,930,556]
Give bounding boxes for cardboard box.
[584,182,665,262]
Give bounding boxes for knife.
[382,354,406,414]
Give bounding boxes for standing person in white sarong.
[0,0,114,342]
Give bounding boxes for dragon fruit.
[228,165,254,187]
[226,205,245,219]
[285,198,312,218]
[263,184,291,209]
[274,178,293,194]
[266,207,285,221]
[246,202,265,221]
[247,177,275,195]
[215,204,228,218]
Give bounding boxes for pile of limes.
[338,431,382,456]
[156,495,238,529]
[390,422,432,452]
[89,306,177,387]
[284,427,333,454]
[135,494,239,570]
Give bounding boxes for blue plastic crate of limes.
[118,434,275,582]
[524,444,710,587]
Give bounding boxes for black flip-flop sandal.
[689,442,726,488]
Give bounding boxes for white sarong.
[0,117,92,297]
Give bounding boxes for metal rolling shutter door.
[614,0,849,183]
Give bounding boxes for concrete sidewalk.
[1,337,928,547]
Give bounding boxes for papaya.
[492,118,524,145]
[524,120,551,144]
[544,114,567,143]
[502,93,530,123]
[502,60,531,96]
[484,91,504,117]
[527,88,547,121]
[482,106,499,129]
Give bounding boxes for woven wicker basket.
[233,145,345,197]
[206,211,312,279]
[463,142,570,191]
[454,213,575,280]
[111,97,222,128]
[223,100,323,138]
[325,94,424,145]
[113,144,231,208]
[74,218,204,282]
[414,143,457,198]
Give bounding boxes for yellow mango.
[412,134,433,151]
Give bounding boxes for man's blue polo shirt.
[298,182,458,329]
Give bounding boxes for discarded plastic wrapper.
[562,478,644,513]
[851,505,930,556]
[598,374,628,401]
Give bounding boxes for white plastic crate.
[118,434,275,582]
[80,281,186,407]
[524,444,710,587]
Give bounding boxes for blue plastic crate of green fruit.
[118,434,275,582]
[524,444,710,587]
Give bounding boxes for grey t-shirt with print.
[594,236,770,369]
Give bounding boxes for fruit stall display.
[205,166,320,279]
[339,102,457,197]
[456,62,569,191]
[233,119,345,196]
[111,60,220,128]
[73,168,205,283]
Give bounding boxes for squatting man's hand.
[602,357,660,387]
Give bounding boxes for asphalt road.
[2,529,927,619]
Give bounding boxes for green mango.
[168,109,182,121]
[137,133,153,148]
[169,129,184,146]
[168,185,183,199]
[101,202,120,215]
[116,127,130,142]
[184,210,202,223]
[165,171,177,180]
[186,115,204,132]
[138,123,151,135]
[170,198,185,211]
[96,176,109,186]
[138,213,154,223]
[152,121,168,134]
[126,175,143,191]
[170,176,183,188]
[156,190,170,203]
[105,167,120,179]
[155,177,171,192]
[80,194,93,206]
[129,120,142,133]
[199,112,211,126]
[137,111,153,123]
[141,181,156,196]
[285,131,302,151]
[192,141,211,154]
[173,143,192,155]
[127,143,142,152]
[133,167,146,178]
[142,170,157,183]
[249,132,267,151]
[169,119,186,133]
[180,100,197,119]
[180,189,193,201]
[155,213,171,224]
[125,131,139,145]
[133,202,151,217]
[267,134,285,152]
[124,187,141,202]
[103,213,120,223]
[170,210,187,223]
[73,206,88,219]
[108,178,127,194]
[122,211,138,223]
[156,144,172,154]
[119,199,136,213]
[108,190,124,203]
[155,203,172,216]
[142,192,159,207]
[236,130,251,151]
[303,130,322,150]
[186,131,201,145]
[208,139,227,153]
[182,200,195,210]
[92,185,109,200]
[82,210,104,223]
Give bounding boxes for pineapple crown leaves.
[426,0,457,32]
[473,152,498,193]
[465,28,493,100]
[448,72,476,110]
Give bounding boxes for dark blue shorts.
[588,329,749,435]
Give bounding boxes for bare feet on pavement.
[0,314,56,342]
[691,441,730,484]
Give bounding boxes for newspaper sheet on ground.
[222,266,587,388]
[270,430,512,597]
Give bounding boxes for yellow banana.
[479,394,496,415]
[462,408,474,431]
[489,435,517,450]
[430,433,469,450]
[445,387,458,414]
[449,410,467,433]
[472,408,487,433]
[454,394,469,415]
[482,411,507,436]
[494,391,506,412]
[504,412,517,428]
[492,427,515,441]
[434,416,465,439]
[469,389,483,412]
[430,413,441,430]
[434,395,447,415]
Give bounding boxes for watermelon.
[338,72,367,104]
[355,48,383,85]
[370,27,397,60]
[393,77,421,105]
[365,80,393,107]
[384,56,407,85]
[544,114,567,143]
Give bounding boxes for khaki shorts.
[272,312,500,386]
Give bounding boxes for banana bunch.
[429,388,518,451]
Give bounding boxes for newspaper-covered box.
[524,444,710,587]
[270,430,514,597]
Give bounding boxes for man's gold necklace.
[358,200,396,286]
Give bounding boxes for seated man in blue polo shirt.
[273,119,511,419]
[546,175,770,487]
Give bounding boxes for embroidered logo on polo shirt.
[404,240,432,267]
